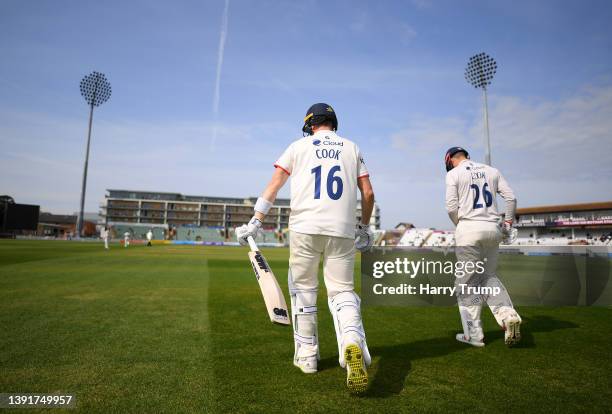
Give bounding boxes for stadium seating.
[108,224,165,240]
[398,228,433,247]
[377,230,405,246]
[175,226,225,242]
[423,231,455,247]
[225,227,284,245]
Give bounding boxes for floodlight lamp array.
[465,53,497,88]
[80,71,112,106]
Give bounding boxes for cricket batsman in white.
[101,226,110,249]
[236,103,375,393]
[445,146,522,347]
[123,231,130,248]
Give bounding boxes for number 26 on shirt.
[471,182,493,209]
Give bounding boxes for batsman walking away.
[444,146,522,348]
[236,103,375,393]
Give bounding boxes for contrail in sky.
[210,0,229,151]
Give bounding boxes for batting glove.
[355,223,374,252]
[236,217,262,246]
[502,220,513,233]
[500,220,517,245]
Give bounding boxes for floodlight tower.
[77,71,111,237]
[465,53,497,165]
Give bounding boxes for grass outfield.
[1,240,611,413]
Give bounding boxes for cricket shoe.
[455,333,485,348]
[294,356,317,374]
[503,317,521,347]
[344,344,368,394]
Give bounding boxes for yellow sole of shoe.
[345,344,368,394]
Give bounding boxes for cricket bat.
[247,236,290,326]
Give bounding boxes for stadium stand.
[397,228,431,247]
[100,189,381,243]
[423,230,455,247]
[109,224,166,240]
[225,227,286,245]
[176,226,225,242]
[377,229,405,246]
[513,201,612,246]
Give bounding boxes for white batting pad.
[459,305,484,341]
[289,271,319,362]
[328,291,371,368]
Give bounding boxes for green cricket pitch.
[1,240,610,413]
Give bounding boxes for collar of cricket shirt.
[313,129,337,137]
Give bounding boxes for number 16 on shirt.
[311,165,343,200]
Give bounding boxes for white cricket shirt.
[274,130,369,238]
[445,159,515,223]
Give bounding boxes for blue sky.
[1,0,611,229]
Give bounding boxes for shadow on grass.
[319,314,579,398]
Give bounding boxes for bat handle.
[247,236,259,252]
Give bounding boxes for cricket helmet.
[302,103,338,136]
[445,146,469,172]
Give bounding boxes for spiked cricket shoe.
[294,356,317,374]
[344,344,368,394]
[504,317,521,346]
[456,333,485,347]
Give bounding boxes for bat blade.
[248,250,290,325]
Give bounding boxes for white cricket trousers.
[454,220,518,330]
[289,231,355,297]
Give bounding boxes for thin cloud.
[475,85,612,178]
[210,0,230,151]
[391,85,612,179]
[0,110,295,214]
[397,23,417,44]
[384,84,612,227]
